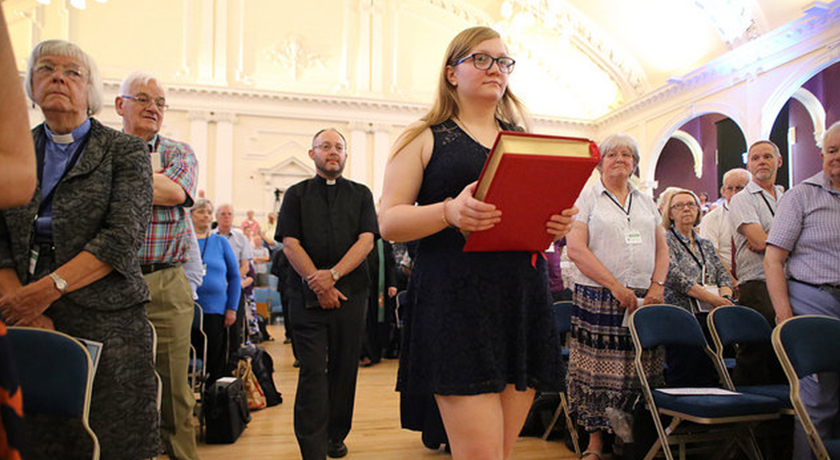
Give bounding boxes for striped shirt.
[138,135,198,264]
[728,180,784,284]
[767,171,840,286]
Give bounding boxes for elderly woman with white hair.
[566,133,669,460]
[0,40,159,459]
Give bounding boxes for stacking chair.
[541,301,581,455]
[7,327,100,460]
[147,319,163,412]
[629,304,781,460]
[772,315,840,460]
[189,303,208,395]
[707,306,793,414]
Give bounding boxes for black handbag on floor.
[204,377,251,444]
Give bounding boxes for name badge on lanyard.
[625,230,642,245]
[29,248,39,276]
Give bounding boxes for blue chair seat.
[823,439,840,458]
[653,390,780,418]
[735,384,792,410]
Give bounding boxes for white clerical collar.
[45,118,91,145]
[326,179,336,185]
[50,132,75,144]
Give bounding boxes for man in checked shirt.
[116,71,200,460]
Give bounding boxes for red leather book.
[463,131,599,252]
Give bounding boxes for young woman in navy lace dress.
[379,26,577,460]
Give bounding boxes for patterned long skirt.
[566,284,664,432]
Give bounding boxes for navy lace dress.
[396,119,563,398]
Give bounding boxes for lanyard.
[758,192,776,217]
[671,228,707,283]
[605,190,633,221]
[199,237,208,261]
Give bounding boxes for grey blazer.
[0,118,153,311]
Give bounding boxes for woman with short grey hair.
[0,40,159,459]
[566,133,669,459]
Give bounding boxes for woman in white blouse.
[566,133,669,460]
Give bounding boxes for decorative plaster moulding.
[101,79,594,132]
[594,2,840,127]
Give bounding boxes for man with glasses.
[116,71,200,460]
[277,128,377,459]
[699,167,751,273]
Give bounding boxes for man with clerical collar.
[116,71,200,460]
[277,128,377,459]
[727,140,785,386]
[699,167,751,273]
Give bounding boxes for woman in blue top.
[192,198,241,384]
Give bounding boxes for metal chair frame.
[540,301,581,456]
[772,315,840,460]
[629,304,778,460]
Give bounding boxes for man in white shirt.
[728,140,785,385]
[212,203,253,357]
[699,168,751,272]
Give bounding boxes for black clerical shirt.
[276,175,378,302]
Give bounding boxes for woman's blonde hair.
[660,188,702,230]
[392,26,530,156]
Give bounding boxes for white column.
[372,123,391,200]
[196,0,215,84]
[348,122,369,184]
[214,0,229,85]
[188,110,211,195]
[370,0,385,94]
[356,0,373,93]
[214,112,237,205]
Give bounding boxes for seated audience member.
[0,39,159,459]
[661,188,733,386]
[765,121,840,460]
[699,168,751,273]
[192,198,241,384]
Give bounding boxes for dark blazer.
[0,118,153,310]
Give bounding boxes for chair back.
[774,315,840,379]
[193,302,204,331]
[709,305,772,347]
[7,327,100,459]
[553,301,572,335]
[773,315,840,460]
[630,304,707,349]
